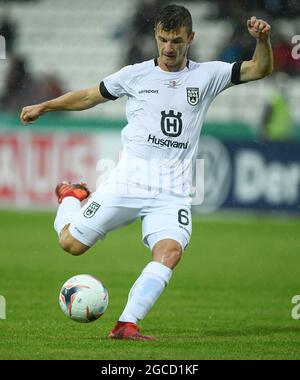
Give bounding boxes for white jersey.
[99,59,236,201]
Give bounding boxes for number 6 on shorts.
[178,209,189,226]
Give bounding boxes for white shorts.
[69,192,192,251]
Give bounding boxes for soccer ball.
[59,274,109,323]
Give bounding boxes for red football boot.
[108,321,155,341]
[55,181,90,204]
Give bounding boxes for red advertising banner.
[0,131,103,208]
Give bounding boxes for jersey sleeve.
[100,65,133,100]
[206,61,235,98]
[231,61,245,85]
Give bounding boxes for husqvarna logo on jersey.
[187,87,200,106]
[161,110,182,137]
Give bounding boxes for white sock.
[119,261,173,324]
[53,197,81,236]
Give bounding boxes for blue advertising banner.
[195,136,300,214]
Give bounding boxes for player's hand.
[20,104,44,125]
[247,16,271,41]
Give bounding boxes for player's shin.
[54,197,81,237]
[119,261,172,323]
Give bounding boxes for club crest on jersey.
[83,202,100,218]
[186,87,200,106]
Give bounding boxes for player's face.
[155,25,194,71]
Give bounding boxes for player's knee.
[59,229,89,256]
[59,240,86,256]
[152,239,182,269]
[166,247,182,266]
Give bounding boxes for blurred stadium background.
[0,0,300,213]
[1,0,300,360]
[0,0,299,213]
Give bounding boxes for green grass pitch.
[0,210,300,360]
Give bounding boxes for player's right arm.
[20,86,108,125]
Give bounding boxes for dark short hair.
[155,4,193,36]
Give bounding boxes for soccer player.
[20,5,273,340]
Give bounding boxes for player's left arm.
[240,16,273,82]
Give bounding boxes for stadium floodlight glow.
[0,35,6,60]
[291,35,300,60]
[0,295,6,319]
